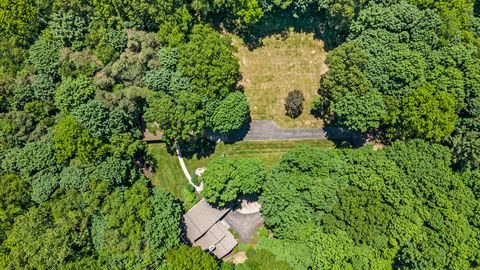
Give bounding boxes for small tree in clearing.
[284,90,304,119]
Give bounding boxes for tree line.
[312,0,480,171]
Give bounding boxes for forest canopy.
[1,0,480,269]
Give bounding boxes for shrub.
[284,90,304,119]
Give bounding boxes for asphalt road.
[243,120,327,141]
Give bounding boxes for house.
[183,199,238,259]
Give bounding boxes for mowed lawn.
[185,139,334,171]
[148,140,334,200]
[233,31,327,128]
[147,144,188,200]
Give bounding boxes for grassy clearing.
[147,140,334,200]
[232,31,327,128]
[184,139,334,171]
[147,144,188,200]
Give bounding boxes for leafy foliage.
[86,26,128,64]
[237,249,294,270]
[332,90,386,132]
[0,0,44,43]
[145,91,206,145]
[2,1,480,269]
[31,172,60,203]
[0,174,31,245]
[72,100,113,140]
[92,180,181,269]
[28,37,62,76]
[49,12,89,50]
[90,157,140,188]
[164,244,219,270]
[314,0,479,144]
[32,73,56,101]
[200,157,266,206]
[55,75,96,112]
[209,91,250,133]
[260,141,480,269]
[52,115,106,164]
[388,85,457,141]
[178,24,240,100]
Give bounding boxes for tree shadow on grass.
[218,8,342,51]
[178,138,217,160]
[323,123,366,148]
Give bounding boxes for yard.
[147,139,335,200]
[147,144,189,200]
[232,31,327,128]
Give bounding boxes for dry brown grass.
[232,30,327,128]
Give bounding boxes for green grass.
[232,31,327,128]
[147,140,334,200]
[147,144,189,201]
[184,139,334,171]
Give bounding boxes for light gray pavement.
[243,120,327,141]
[225,211,264,242]
[175,145,202,193]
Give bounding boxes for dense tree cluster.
[0,1,251,266]
[312,0,480,169]
[259,141,480,269]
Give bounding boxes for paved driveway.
[209,120,362,143]
[243,120,327,141]
[225,211,264,242]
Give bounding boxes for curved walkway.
[177,120,361,192]
[175,145,202,192]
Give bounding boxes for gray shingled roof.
[183,199,238,259]
[184,199,229,241]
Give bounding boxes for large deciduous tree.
[52,115,106,164]
[209,91,250,134]
[388,85,457,141]
[54,75,96,112]
[72,100,113,140]
[28,37,62,76]
[331,90,386,132]
[200,157,266,206]
[284,90,304,119]
[178,24,240,100]
[164,244,219,270]
[144,91,206,146]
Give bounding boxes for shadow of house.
[183,199,238,259]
